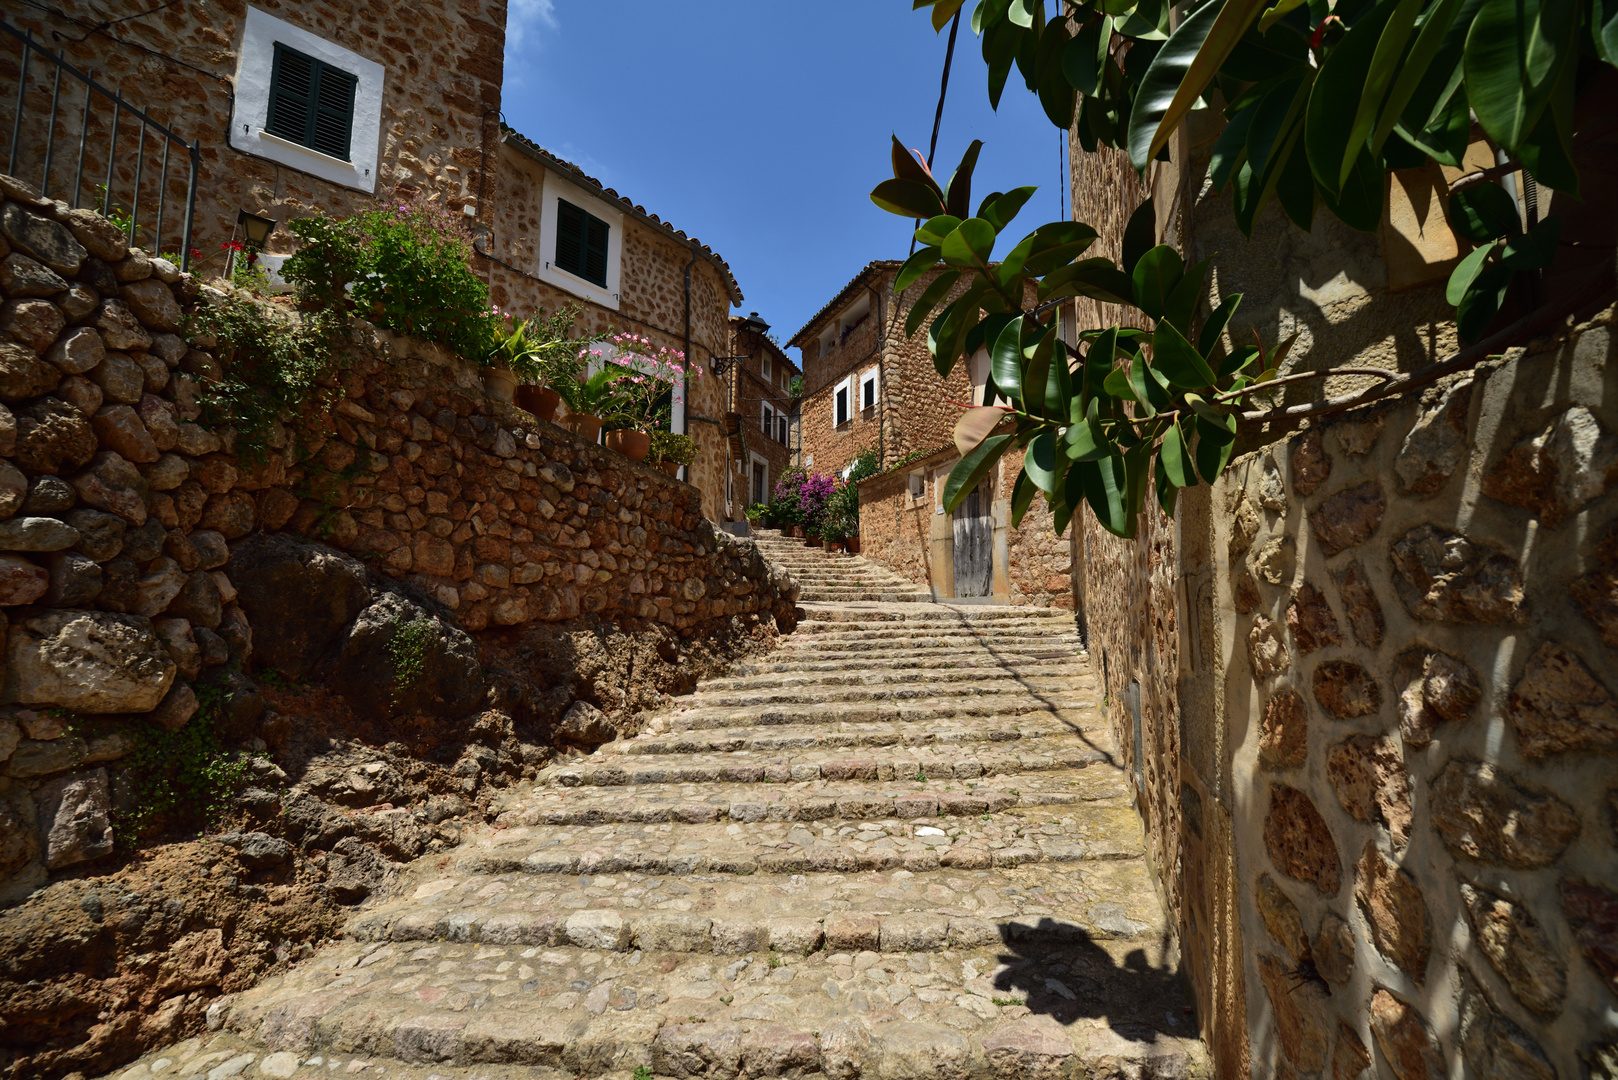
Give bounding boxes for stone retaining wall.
[1086,306,1618,1080]
[0,179,795,902]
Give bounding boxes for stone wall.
[5,0,505,273]
[1208,311,1618,1080]
[0,180,795,901]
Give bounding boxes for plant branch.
[1213,366,1396,400]
[1237,274,1617,425]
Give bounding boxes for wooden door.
[952,487,992,597]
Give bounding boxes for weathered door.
[952,487,992,597]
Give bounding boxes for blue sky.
[500,1,1069,363]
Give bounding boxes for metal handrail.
[0,18,201,270]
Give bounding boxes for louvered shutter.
[583,213,609,287]
[266,43,356,161]
[556,199,609,287]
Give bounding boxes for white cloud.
[505,0,558,68]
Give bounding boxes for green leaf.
[1193,413,1237,482]
[1022,321,1058,415]
[1160,418,1197,488]
[905,269,963,337]
[981,188,1037,233]
[1016,8,1043,91]
[1128,353,1163,416]
[1086,325,1121,376]
[1063,16,1109,96]
[1126,0,1268,172]
[933,0,968,30]
[1038,257,1135,305]
[891,134,946,200]
[1448,184,1520,242]
[944,433,1014,513]
[991,316,1026,401]
[1515,47,1579,195]
[1222,22,1310,80]
[1199,293,1243,356]
[1464,0,1578,152]
[1155,456,1180,518]
[1152,320,1219,389]
[1316,144,1384,232]
[1444,238,1499,305]
[1120,198,1157,276]
[872,179,947,219]
[1162,258,1209,333]
[916,214,964,246]
[1010,0,1039,27]
[1209,108,1254,193]
[929,281,989,377]
[1500,215,1561,270]
[1275,134,1316,231]
[1010,468,1038,528]
[1304,0,1399,197]
[1080,451,1135,538]
[1130,244,1184,320]
[1036,15,1076,128]
[1103,365,1136,403]
[1599,0,1618,63]
[941,218,998,269]
[1343,0,1425,189]
[896,246,944,293]
[1258,0,1307,33]
[1455,263,1512,342]
[985,15,1022,109]
[1023,221,1101,274]
[944,140,985,219]
[1370,0,1464,163]
[1025,430,1062,494]
[1063,416,1109,461]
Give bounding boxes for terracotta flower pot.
[791,526,804,538]
[605,428,651,462]
[515,384,561,422]
[656,460,682,477]
[827,541,845,553]
[483,366,519,403]
[845,537,861,554]
[564,413,604,443]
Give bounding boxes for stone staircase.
[750,529,935,603]
[109,601,1207,1080]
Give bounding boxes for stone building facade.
[790,262,1074,604]
[725,313,798,515]
[3,0,505,274]
[478,131,744,525]
[1069,87,1618,1080]
[2,4,749,526]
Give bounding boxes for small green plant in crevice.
[112,692,264,845]
[388,616,438,704]
[94,184,137,238]
[184,293,350,465]
[633,1068,653,1080]
[767,950,783,969]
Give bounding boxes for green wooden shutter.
[555,199,609,288]
[266,43,356,162]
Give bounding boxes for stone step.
[345,860,1166,952]
[495,770,1132,827]
[607,722,1078,758]
[791,613,1079,632]
[453,801,1147,878]
[704,656,1088,690]
[737,651,1085,674]
[535,737,1113,788]
[674,675,1087,709]
[660,697,1100,733]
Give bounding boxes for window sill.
[257,129,355,169]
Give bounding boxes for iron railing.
[1,18,200,271]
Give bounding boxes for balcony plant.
[600,334,698,463]
[552,364,624,444]
[648,431,698,478]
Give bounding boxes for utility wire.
[910,10,962,256]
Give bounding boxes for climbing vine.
[387,616,439,704]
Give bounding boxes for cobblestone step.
[799,590,938,603]
[675,674,1087,709]
[453,802,1147,878]
[660,697,1100,733]
[536,739,1113,788]
[705,656,1087,689]
[602,717,1098,756]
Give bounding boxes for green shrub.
[282,199,496,364]
[111,692,264,844]
[649,430,698,465]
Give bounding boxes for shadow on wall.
[989,919,1196,1039]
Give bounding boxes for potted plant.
[505,304,599,423]
[601,333,693,465]
[648,431,697,477]
[822,515,847,553]
[552,365,626,443]
[745,503,767,527]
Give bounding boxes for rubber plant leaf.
[1130,244,1184,320]
[891,134,945,200]
[944,140,986,219]
[1464,0,1576,152]
[981,188,1039,232]
[1444,239,1499,305]
[1025,429,1063,495]
[1126,0,1267,172]
[896,246,944,293]
[944,433,1015,513]
[915,214,964,246]
[872,179,947,219]
[955,405,1009,455]
[1120,197,1157,276]
[906,270,963,338]
[1152,319,1220,389]
[1448,184,1520,243]
[940,218,998,269]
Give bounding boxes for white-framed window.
[761,354,772,382]
[834,378,851,427]
[777,414,788,445]
[908,470,926,504]
[762,402,774,436]
[230,6,385,193]
[538,173,624,311]
[859,367,879,413]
